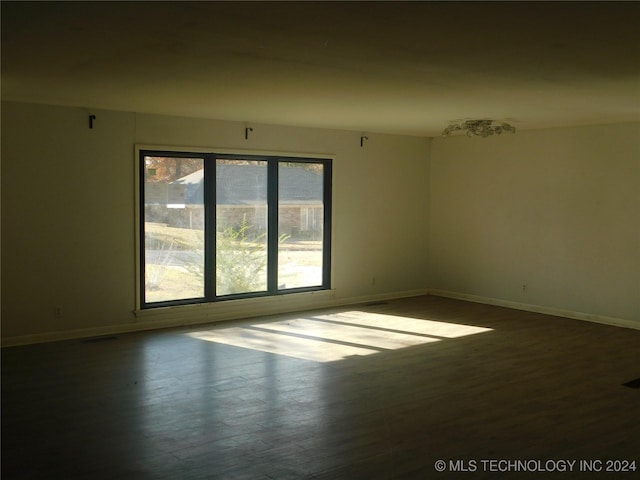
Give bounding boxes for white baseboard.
[428,289,640,331]
[1,288,429,347]
[10,288,632,347]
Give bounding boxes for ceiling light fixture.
[442,119,516,138]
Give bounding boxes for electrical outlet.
[55,305,63,317]
[522,284,527,293]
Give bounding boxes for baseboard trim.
[428,289,640,331]
[1,289,429,347]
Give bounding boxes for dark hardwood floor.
[2,295,639,479]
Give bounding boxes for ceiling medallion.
[443,119,516,138]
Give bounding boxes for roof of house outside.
[172,164,323,205]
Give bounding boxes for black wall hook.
[245,127,253,139]
[360,135,368,147]
[89,115,96,129]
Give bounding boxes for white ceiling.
[2,1,639,137]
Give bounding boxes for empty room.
[2,2,639,479]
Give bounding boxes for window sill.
[133,289,337,326]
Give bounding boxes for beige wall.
[3,102,637,344]
[430,123,640,324]
[1,101,431,343]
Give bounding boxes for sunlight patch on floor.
[188,327,377,362]
[315,311,493,338]
[187,310,493,362]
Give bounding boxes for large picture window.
[139,150,332,308]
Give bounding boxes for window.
[139,150,332,308]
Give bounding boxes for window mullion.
[322,160,332,288]
[205,155,217,300]
[267,160,279,292]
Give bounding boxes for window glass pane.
[278,162,324,289]
[144,156,204,303]
[216,160,268,295]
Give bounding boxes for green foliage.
[216,217,268,295]
[146,215,291,296]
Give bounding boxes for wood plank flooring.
[2,295,639,479]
